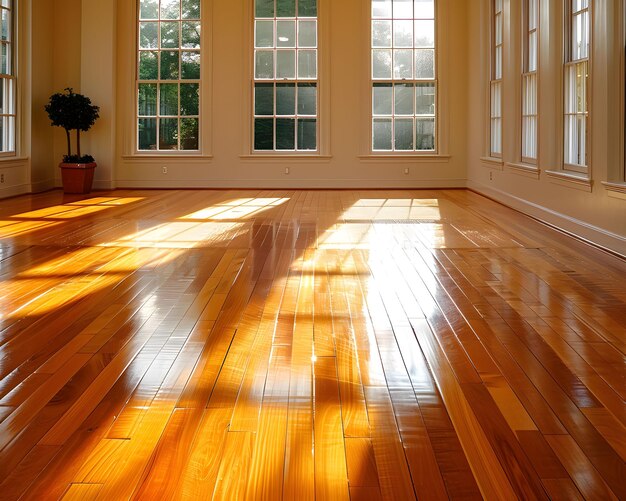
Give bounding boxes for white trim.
[505,161,540,178]
[545,168,592,191]
[115,177,466,189]
[480,156,504,169]
[0,182,29,198]
[602,181,626,195]
[468,179,626,257]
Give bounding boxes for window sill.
[480,156,504,170]
[545,169,593,192]
[239,154,333,162]
[506,162,540,179]
[602,181,626,200]
[0,156,29,167]
[359,154,451,163]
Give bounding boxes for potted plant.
[45,88,100,194]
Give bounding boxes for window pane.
[416,118,435,150]
[298,20,317,47]
[393,0,413,19]
[299,0,317,17]
[256,20,274,47]
[372,20,392,47]
[256,51,274,78]
[394,83,414,115]
[140,22,158,49]
[140,0,158,20]
[298,83,317,115]
[180,83,199,115]
[276,118,295,149]
[139,51,158,79]
[373,0,392,18]
[255,83,274,115]
[393,49,412,78]
[159,118,179,149]
[297,119,317,149]
[138,83,157,116]
[373,84,393,115]
[276,50,296,78]
[414,0,434,18]
[298,50,317,78]
[256,0,274,18]
[180,118,199,149]
[161,22,180,49]
[414,20,434,47]
[181,52,200,79]
[373,50,392,78]
[160,83,178,115]
[395,119,414,150]
[414,49,434,79]
[277,0,296,17]
[182,0,200,19]
[139,118,157,149]
[277,21,296,47]
[276,83,296,115]
[415,83,435,114]
[182,22,201,49]
[393,20,413,47]
[373,119,393,150]
[160,51,180,79]
[528,31,537,72]
[255,118,274,149]
[161,0,180,20]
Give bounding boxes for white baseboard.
[30,179,57,193]
[0,183,31,199]
[114,178,467,189]
[468,180,626,257]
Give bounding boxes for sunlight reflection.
[181,197,290,221]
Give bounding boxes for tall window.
[522,0,538,162]
[137,0,201,151]
[564,0,589,171]
[253,0,318,152]
[371,0,436,152]
[0,0,15,154]
[490,0,503,157]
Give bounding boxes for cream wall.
[466,0,626,255]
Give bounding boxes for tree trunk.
[76,129,81,158]
[65,129,72,158]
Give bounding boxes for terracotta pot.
[60,162,97,194]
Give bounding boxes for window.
[0,0,15,154]
[522,0,537,162]
[563,0,589,171]
[253,0,318,152]
[371,0,436,152]
[137,0,201,151]
[490,0,503,157]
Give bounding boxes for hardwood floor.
[0,188,624,500]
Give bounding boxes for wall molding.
[0,183,31,199]
[468,179,626,258]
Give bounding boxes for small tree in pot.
[45,88,100,194]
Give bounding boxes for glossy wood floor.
[0,189,624,500]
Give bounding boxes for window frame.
[252,0,320,154]
[521,0,538,164]
[0,0,16,157]
[490,0,503,158]
[135,0,203,154]
[370,0,438,154]
[562,0,591,174]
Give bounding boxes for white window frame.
[370,0,437,154]
[136,0,202,153]
[252,0,319,153]
[521,0,538,164]
[0,0,15,156]
[490,0,503,158]
[563,0,590,174]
